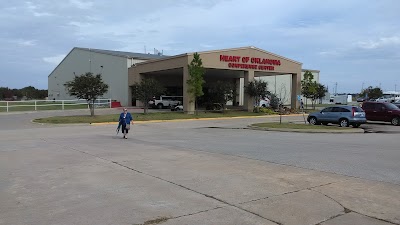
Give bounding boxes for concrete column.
[243,70,255,112]
[291,72,301,109]
[233,78,240,106]
[183,66,195,114]
[127,86,132,106]
[133,73,144,107]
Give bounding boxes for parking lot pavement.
[362,121,400,133]
[1,116,400,224]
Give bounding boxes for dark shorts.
[121,124,129,134]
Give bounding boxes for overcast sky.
[1,0,399,93]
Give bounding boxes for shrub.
[259,107,278,115]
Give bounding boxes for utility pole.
[361,82,364,91]
[335,82,338,95]
[89,48,92,73]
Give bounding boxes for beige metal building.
[48,47,165,106]
[129,46,319,111]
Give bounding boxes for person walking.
[300,99,304,110]
[118,108,133,139]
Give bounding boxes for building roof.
[75,47,167,60]
[135,46,303,66]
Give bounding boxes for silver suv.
[307,106,366,127]
[149,96,182,109]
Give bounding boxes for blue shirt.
[119,112,133,125]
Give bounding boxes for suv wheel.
[309,117,318,125]
[339,119,349,127]
[157,103,163,109]
[391,117,400,126]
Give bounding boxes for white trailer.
[334,95,351,104]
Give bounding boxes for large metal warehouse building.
[48,47,166,106]
[48,47,319,108]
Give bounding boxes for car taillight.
[352,107,355,117]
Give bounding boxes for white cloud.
[25,1,53,17]
[357,36,400,49]
[68,21,92,28]
[33,12,53,17]
[43,55,66,65]
[69,0,94,9]
[17,39,37,46]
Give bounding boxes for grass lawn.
[33,111,273,124]
[252,122,351,130]
[0,101,90,112]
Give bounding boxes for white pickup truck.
[149,96,182,109]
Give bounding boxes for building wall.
[255,70,320,106]
[48,48,146,106]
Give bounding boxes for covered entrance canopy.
[128,46,303,112]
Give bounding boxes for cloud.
[17,39,37,46]
[357,36,400,49]
[69,0,94,9]
[68,21,92,28]
[43,55,66,65]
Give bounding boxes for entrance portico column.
[233,78,240,106]
[183,66,195,114]
[291,71,301,109]
[243,70,255,112]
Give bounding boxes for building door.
[132,97,137,106]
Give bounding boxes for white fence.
[0,99,112,112]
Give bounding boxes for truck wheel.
[391,117,399,126]
[157,103,163,109]
[339,118,349,127]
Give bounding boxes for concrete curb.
[248,125,365,133]
[90,114,306,126]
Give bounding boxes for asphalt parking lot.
[1,110,400,225]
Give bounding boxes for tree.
[301,71,317,108]
[360,86,383,100]
[131,78,165,114]
[244,79,268,112]
[64,72,108,116]
[301,71,327,109]
[315,83,328,104]
[267,91,280,110]
[208,81,236,112]
[187,52,205,114]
